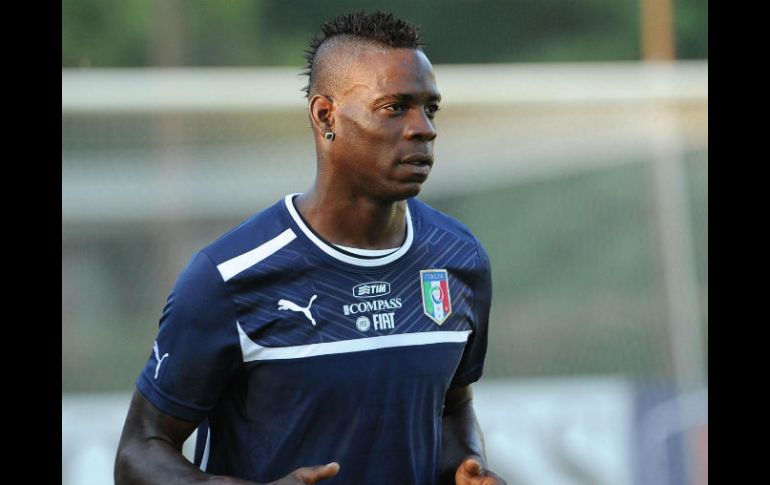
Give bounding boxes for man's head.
[303,11,425,99]
[303,12,441,202]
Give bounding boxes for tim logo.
[353,281,391,299]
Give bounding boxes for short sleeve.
[135,251,242,422]
[449,239,492,388]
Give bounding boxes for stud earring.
[324,131,335,141]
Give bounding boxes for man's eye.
[385,104,409,113]
[425,105,441,118]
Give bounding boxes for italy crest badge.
[420,269,452,325]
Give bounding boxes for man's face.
[328,48,440,202]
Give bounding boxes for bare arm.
[114,390,253,484]
[439,385,506,485]
[114,390,339,485]
[439,385,486,484]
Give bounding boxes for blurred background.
[61,1,707,484]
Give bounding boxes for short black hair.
[302,11,424,98]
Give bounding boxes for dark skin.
[300,45,505,484]
[115,387,496,484]
[114,390,340,484]
[115,45,506,485]
[295,46,438,249]
[441,386,507,485]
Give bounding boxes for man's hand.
[267,462,340,484]
[455,457,507,485]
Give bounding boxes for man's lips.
[399,153,434,166]
[398,153,433,178]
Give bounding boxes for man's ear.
[309,94,334,136]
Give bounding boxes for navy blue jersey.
[136,194,492,485]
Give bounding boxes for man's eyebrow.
[369,92,442,107]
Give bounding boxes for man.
[115,11,506,485]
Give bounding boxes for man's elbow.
[443,385,474,416]
[114,441,140,485]
[114,444,128,484]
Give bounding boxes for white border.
[284,194,414,267]
[198,426,211,471]
[238,322,470,362]
[216,228,296,281]
[334,244,400,257]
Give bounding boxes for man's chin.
[391,181,423,200]
[369,179,426,203]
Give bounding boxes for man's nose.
[405,109,437,142]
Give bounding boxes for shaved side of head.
[310,36,393,99]
[302,11,424,99]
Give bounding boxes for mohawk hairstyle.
[302,11,424,98]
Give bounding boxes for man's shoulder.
[410,197,479,243]
[199,197,291,266]
[410,197,490,267]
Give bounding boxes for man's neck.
[293,188,408,250]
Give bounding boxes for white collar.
[284,193,414,267]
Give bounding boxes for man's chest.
[228,264,476,348]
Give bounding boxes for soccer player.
[115,11,506,485]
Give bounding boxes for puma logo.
[277,295,318,326]
[153,341,169,380]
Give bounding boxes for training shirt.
[136,194,492,485]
